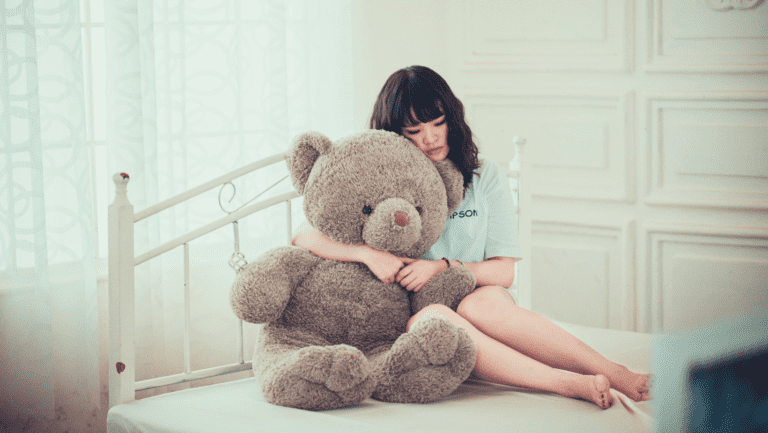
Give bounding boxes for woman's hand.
[395,259,447,292]
[356,245,415,284]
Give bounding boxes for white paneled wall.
[644,94,768,209]
[464,92,635,202]
[350,0,768,333]
[644,224,768,332]
[647,0,768,72]
[531,220,636,331]
[462,0,632,72]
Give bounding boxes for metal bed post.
[513,136,532,311]
[108,173,136,409]
[231,220,246,365]
[183,243,191,374]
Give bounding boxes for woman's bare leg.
[408,304,614,409]
[457,286,650,402]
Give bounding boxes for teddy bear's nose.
[394,212,409,227]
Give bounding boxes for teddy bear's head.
[287,130,464,259]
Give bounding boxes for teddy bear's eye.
[362,205,372,215]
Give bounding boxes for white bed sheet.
[107,321,655,433]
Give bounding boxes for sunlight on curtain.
[104,0,353,399]
[1,0,353,430]
[0,0,100,428]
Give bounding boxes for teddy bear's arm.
[230,246,322,324]
[409,266,476,314]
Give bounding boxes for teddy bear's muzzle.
[362,198,422,253]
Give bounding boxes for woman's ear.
[286,131,333,195]
[433,160,465,217]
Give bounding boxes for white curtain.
[0,0,100,430]
[1,0,353,430]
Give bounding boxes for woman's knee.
[407,304,455,331]
[457,285,516,319]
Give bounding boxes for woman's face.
[401,113,449,162]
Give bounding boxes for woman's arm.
[396,256,517,292]
[292,222,413,284]
[454,256,517,288]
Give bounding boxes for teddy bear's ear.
[286,131,333,195]
[433,160,465,217]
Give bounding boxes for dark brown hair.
[369,65,480,189]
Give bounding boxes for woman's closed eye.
[404,119,445,135]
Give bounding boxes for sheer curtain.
[0,0,100,430]
[1,0,353,431]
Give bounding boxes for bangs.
[395,83,445,128]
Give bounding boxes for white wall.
[352,0,768,333]
[350,0,454,129]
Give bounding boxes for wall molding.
[641,223,768,333]
[532,219,636,331]
[645,0,768,73]
[704,0,765,10]
[643,92,768,210]
[461,0,632,72]
[463,90,635,203]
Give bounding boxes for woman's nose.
[423,127,436,144]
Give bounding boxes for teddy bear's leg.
[254,328,377,411]
[369,316,477,404]
[410,265,476,314]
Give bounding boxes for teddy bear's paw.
[409,316,477,377]
[264,372,375,411]
[408,315,461,366]
[325,346,373,393]
[411,266,476,313]
[372,317,477,403]
[262,345,376,410]
[295,345,372,393]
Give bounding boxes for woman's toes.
[640,376,652,401]
[638,374,652,400]
[594,375,614,409]
[622,373,650,402]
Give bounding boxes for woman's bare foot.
[606,365,651,402]
[562,374,614,409]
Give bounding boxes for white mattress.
[107,321,655,433]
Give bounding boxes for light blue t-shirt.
[421,155,523,265]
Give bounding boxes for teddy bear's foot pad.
[260,344,376,410]
[372,316,477,404]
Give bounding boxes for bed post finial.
[112,172,131,206]
[513,136,526,157]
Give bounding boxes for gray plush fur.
[231,130,477,411]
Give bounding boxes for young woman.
[292,65,650,409]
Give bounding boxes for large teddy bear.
[230,129,478,411]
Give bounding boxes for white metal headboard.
[107,136,530,409]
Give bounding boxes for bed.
[106,136,654,432]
